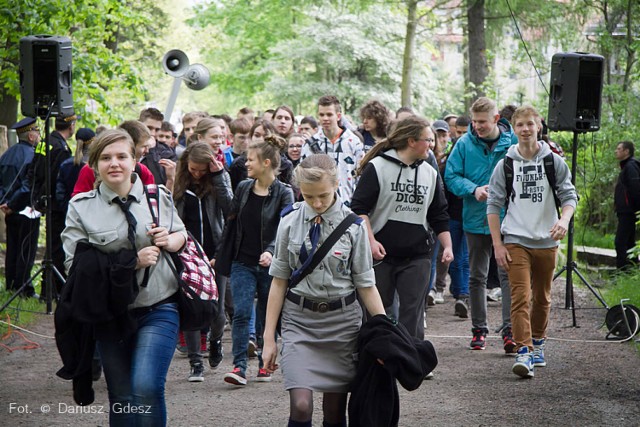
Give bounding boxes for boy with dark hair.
[237,107,255,123]
[301,95,364,206]
[139,107,164,138]
[139,108,177,189]
[224,118,252,167]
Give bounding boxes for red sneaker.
[502,326,516,355]
[256,368,272,382]
[224,367,247,386]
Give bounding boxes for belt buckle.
[317,302,329,313]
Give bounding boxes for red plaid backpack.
[144,185,218,330]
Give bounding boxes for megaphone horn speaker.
[183,64,210,91]
[162,49,189,77]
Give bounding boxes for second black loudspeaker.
[19,35,74,118]
[547,52,604,133]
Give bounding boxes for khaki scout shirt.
[269,195,375,300]
[62,176,187,309]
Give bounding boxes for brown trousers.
[505,244,558,351]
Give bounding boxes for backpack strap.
[504,156,515,212]
[288,213,360,290]
[542,153,561,218]
[504,153,560,217]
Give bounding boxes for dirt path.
[1,281,638,426]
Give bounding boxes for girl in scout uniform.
[62,129,187,426]
[263,154,385,427]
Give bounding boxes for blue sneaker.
[512,347,534,378]
[532,338,546,367]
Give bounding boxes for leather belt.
[286,291,356,313]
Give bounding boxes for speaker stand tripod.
[0,106,64,316]
[553,131,608,327]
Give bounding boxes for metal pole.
[164,77,182,122]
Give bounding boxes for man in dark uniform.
[29,113,76,295]
[614,141,640,270]
[0,118,41,297]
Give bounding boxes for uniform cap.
[11,117,38,134]
[55,113,81,126]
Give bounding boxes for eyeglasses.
[288,144,303,149]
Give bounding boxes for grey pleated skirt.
[280,296,362,393]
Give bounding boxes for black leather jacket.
[227,178,294,261]
[174,170,233,258]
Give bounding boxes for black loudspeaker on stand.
[548,52,605,327]
[0,35,73,315]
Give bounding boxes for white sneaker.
[487,287,502,302]
[512,347,534,378]
[427,290,436,306]
[434,291,444,304]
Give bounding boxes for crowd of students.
[1,94,578,426]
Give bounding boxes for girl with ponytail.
[351,115,453,340]
[219,134,294,386]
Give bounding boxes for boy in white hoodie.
[487,105,577,378]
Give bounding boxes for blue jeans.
[249,301,257,340]
[449,219,470,298]
[230,262,271,373]
[428,240,440,292]
[97,303,179,427]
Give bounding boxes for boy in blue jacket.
[444,97,518,352]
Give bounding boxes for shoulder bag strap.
[289,212,359,290]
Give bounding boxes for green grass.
[0,280,46,336]
[598,270,640,352]
[573,227,615,249]
[601,271,640,308]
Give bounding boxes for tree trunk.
[0,85,18,130]
[467,0,488,104]
[461,17,471,112]
[400,0,418,108]
[0,125,7,243]
[622,0,636,93]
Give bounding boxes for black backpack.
[504,152,561,217]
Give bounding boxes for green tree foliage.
[569,0,640,236]
[189,0,300,106]
[0,0,167,128]
[190,1,441,115]
[263,4,439,115]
